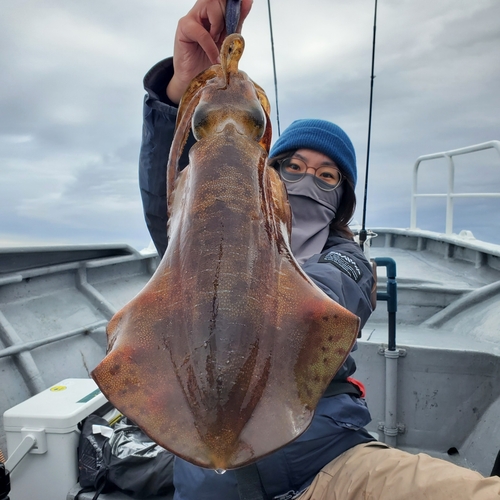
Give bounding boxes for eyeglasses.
[279,157,343,191]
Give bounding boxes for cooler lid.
[3,379,107,432]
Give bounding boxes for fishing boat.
[3,0,500,494]
[1,139,499,499]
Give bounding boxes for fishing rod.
[359,0,379,250]
[266,0,281,136]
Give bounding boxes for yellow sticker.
[50,385,67,392]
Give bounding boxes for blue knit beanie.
[269,119,357,186]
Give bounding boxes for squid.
[92,34,360,470]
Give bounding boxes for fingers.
[204,0,226,44]
[180,0,253,60]
[167,0,254,104]
[238,0,253,32]
[183,0,225,63]
[177,16,220,65]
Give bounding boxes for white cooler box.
[4,378,107,500]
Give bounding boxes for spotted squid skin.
[92,34,360,470]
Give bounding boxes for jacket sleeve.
[138,57,195,257]
[302,238,374,329]
[302,238,374,380]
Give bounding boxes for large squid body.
[92,34,360,470]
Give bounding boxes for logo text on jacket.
[318,251,361,282]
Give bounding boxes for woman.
[138,1,500,498]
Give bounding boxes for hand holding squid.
[167,0,253,104]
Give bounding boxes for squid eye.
[192,103,212,141]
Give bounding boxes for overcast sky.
[1,0,500,250]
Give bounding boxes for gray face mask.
[284,175,344,264]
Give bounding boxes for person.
[138,1,500,498]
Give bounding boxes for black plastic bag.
[77,414,174,499]
[77,414,113,499]
[107,418,174,497]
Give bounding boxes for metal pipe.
[410,140,500,232]
[76,266,117,319]
[0,275,22,286]
[373,257,400,445]
[446,154,455,235]
[0,253,145,284]
[413,193,500,198]
[1,261,82,281]
[384,348,400,447]
[423,279,500,328]
[0,321,107,359]
[0,311,45,395]
[374,256,397,351]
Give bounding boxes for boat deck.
[367,228,500,347]
[348,229,500,477]
[2,229,500,497]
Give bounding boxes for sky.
[1,0,500,251]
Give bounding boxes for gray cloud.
[1,0,499,249]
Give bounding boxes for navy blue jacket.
[139,57,375,500]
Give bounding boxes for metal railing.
[410,140,500,235]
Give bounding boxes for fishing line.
[267,0,281,136]
[359,0,378,249]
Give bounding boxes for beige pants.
[299,442,500,499]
